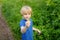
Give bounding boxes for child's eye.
[29,13,31,15]
[23,13,27,15]
[23,13,31,15]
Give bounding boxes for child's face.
[23,13,31,20]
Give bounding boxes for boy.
[20,6,41,40]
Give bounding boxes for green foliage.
[2,0,60,40]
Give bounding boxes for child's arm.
[33,27,41,34]
[21,20,30,33]
[21,26,28,33]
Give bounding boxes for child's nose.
[26,15,29,16]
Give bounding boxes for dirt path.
[0,5,14,40]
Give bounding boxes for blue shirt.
[20,19,33,40]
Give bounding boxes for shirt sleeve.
[20,20,25,27]
[20,20,25,32]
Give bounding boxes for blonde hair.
[20,6,32,15]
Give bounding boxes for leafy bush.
[2,0,60,40]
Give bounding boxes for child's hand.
[37,30,41,33]
[25,20,30,28]
[33,27,41,35]
[37,30,41,35]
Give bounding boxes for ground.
[0,5,14,40]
